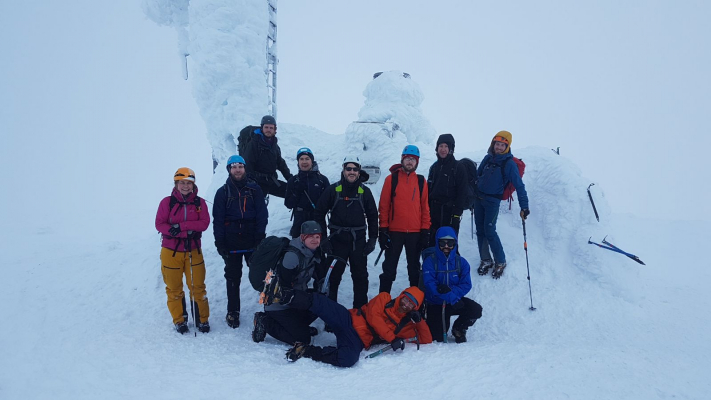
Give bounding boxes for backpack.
[238,125,259,156]
[458,158,478,210]
[390,172,425,219]
[501,157,525,205]
[417,246,461,293]
[248,236,295,291]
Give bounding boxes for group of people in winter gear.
[155,115,529,366]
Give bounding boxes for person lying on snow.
[261,282,432,367]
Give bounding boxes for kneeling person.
[423,226,483,343]
[262,283,432,368]
[252,221,323,345]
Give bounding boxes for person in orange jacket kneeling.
[262,281,432,367]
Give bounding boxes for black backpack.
[238,125,259,156]
[458,158,478,210]
[248,236,295,291]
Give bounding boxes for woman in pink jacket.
[155,167,211,334]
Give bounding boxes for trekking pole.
[587,183,600,222]
[374,248,385,266]
[442,304,448,343]
[186,233,198,336]
[364,337,418,359]
[522,220,536,311]
[470,209,474,241]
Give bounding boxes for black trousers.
[257,177,287,199]
[264,308,318,345]
[328,232,368,309]
[429,201,461,246]
[378,231,422,294]
[425,297,482,342]
[223,251,252,313]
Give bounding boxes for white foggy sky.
[1,0,709,226]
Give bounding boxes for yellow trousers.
[160,247,210,324]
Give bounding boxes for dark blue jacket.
[422,226,472,305]
[476,152,529,209]
[212,177,268,248]
[284,161,330,237]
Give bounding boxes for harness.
[328,183,367,250]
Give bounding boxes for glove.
[390,337,405,352]
[437,284,452,294]
[418,229,430,249]
[216,246,229,257]
[451,300,464,311]
[169,224,181,237]
[320,238,333,255]
[408,310,422,323]
[378,228,391,250]
[450,215,461,231]
[520,208,530,220]
[363,238,377,256]
[254,233,266,249]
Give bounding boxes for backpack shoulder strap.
[417,174,425,199]
[500,157,510,180]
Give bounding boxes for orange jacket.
[378,165,431,232]
[349,287,433,349]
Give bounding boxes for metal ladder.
[267,0,278,119]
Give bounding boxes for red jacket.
[155,186,210,252]
[349,287,433,349]
[378,165,431,232]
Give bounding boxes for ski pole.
[364,337,418,359]
[186,234,198,337]
[522,219,536,311]
[374,248,385,266]
[587,183,600,222]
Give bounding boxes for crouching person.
[262,283,432,367]
[252,221,323,345]
[423,226,483,343]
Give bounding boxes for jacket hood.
[171,185,199,202]
[395,286,425,310]
[434,225,458,257]
[487,130,512,155]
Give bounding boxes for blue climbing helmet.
[296,147,314,161]
[225,155,246,172]
[402,145,420,159]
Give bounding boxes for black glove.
[450,215,461,231]
[437,284,452,294]
[390,337,405,352]
[216,245,229,257]
[169,224,181,237]
[418,229,430,249]
[320,238,333,255]
[408,310,422,323]
[378,228,391,250]
[451,300,464,311]
[520,208,530,220]
[364,238,377,256]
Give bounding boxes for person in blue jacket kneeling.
[422,226,483,343]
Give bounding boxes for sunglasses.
[438,239,456,248]
[344,166,360,172]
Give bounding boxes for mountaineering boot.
[286,342,312,362]
[477,259,494,276]
[451,321,468,344]
[261,274,294,306]
[197,321,211,333]
[492,262,507,279]
[175,321,189,335]
[252,312,267,343]
[226,311,240,328]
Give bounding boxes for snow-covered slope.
[3,121,709,399]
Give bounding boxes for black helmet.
[261,115,276,126]
[300,221,322,235]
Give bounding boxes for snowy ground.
[3,123,710,399]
